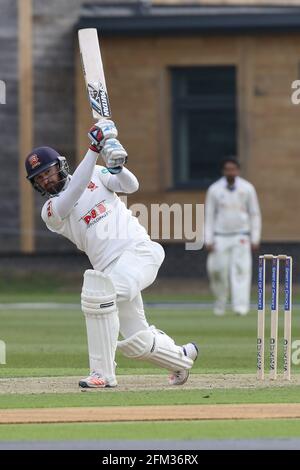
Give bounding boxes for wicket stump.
[257,254,292,380]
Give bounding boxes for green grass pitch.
[0,288,300,442]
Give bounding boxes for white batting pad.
[81,269,119,385]
[117,327,193,372]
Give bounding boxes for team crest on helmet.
[28,154,41,169]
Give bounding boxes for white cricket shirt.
[204,176,261,245]
[41,164,149,271]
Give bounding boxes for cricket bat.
[78,28,111,121]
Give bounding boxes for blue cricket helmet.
[25,146,69,196]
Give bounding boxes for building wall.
[0,0,19,251]
[33,0,85,251]
[1,0,300,257]
[246,34,300,241]
[33,0,144,252]
[77,33,300,241]
[156,0,300,5]
[0,0,119,253]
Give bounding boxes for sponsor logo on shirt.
[87,181,98,192]
[81,200,111,227]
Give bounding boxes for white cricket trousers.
[102,240,165,338]
[207,234,252,314]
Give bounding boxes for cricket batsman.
[25,120,198,388]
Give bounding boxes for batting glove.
[88,120,118,153]
[101,138,128,174]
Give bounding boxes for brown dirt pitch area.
[1,404,300,425]
[1,373,300,394]
[1,374,300,425]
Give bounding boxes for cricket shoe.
[213,302,226,316]
[234,307,249,316]
[79,371,117,389]
[168,342,199,386]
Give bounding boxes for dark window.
[171,66,237,189]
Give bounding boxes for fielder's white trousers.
[207,234,252,314]
[102,240,165,338]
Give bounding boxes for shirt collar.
[222,176,239,191]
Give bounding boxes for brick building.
[1,0,300,277]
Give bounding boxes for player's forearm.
[250,215,262,244]
[106,167,139,193]
[55,149,98,219]
[204,220,214,245]
[249,194,262,244]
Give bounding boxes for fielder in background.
[25,120,198,388]
[205,158,262,316]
